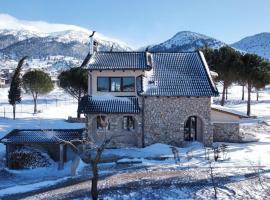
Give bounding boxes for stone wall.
[87,113,143,148]
[213,122,241,143]
[143,96,212,146]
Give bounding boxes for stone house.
[78,37,220,147]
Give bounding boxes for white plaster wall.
[211,109,240,123]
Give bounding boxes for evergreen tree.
[8,56,28,120]
[58,67,88,118]
[22,70,54,114]
[202,46,243,106]
[241,53,270,116]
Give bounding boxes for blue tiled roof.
[87,52,151,70]
[0,129,84,144]
[78,95,140,114]
[141,52,219,96]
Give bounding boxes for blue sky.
[0,0,269,48]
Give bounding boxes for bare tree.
[45,125,111,200]
[250,160,270,197]
[209,161,218,199]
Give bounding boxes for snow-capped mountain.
[231,32,270,60]
[0,14,133,73]
[150,31,226,52]
[0,14,132,61]
[0,29,41,49]
[0,29,131,60]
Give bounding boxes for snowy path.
[2,166,269,200]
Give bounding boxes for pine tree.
[202,46,243,106]
[241,54,270,116]
[58,67,88,118]
[8,56,28,120]
[22,70,54,114]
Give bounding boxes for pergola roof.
[0,129,84,144]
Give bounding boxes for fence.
[0,95,78,119]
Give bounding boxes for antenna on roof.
[89,31,96,38]
[110,45,114,52]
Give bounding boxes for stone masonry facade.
[87,113,143,148]
[213,123,252,143]
[86,96,214,148]
[143,96,213,147]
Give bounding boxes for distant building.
[0,69,14,86]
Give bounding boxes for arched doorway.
[184,116,203,142]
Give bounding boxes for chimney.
[89,31,97,54]
[145,46,152,67]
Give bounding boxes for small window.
[97,116,110,130]
[111,77,121,92]
[123,116,135,131]
[97,77,109,92]
[123,77,135,92]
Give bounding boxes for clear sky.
[0,0,269,48]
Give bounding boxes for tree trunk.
[221,82,226,106]
[225,87,228,100]
[77,100,81,119]
[13,104,16,120]
[91,162,99,200]
[242,85,245,101]
[77,91,81,119]
[34,98,37,114]
[256,90,259,101]
[247,82,252,116]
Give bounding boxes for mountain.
[0,29,131,60]
[150,31,226,52]
[0,29,40,49]
[0,14,132,61]
[231,32,270,60]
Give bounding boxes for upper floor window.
[97,77,109,92]
[123,77,135,92]
[97,77,135,92]
[111,77,121,92]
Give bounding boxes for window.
[97,77,135,92]
[184,116,197,141]
[97,116,110,130]
[97,77,109,92]
[111,77,121,92]
[123,77,135,92]
[123,116,135,131]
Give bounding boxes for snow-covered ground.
[0,84,269,199]
[214,84,270,124]
[0,87,84,168]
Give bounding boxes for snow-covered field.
[214,84,270,124]
[0,85,270,199]
[0,87,84,168]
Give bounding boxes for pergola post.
[58,143,64,170]
[6,145,10,168]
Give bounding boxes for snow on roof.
[141,52,219,97]
[86,51,219,97]
[88,51,151,71]
[78,95,140,114]
[0,129,84,144]
[211,105,249,118]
